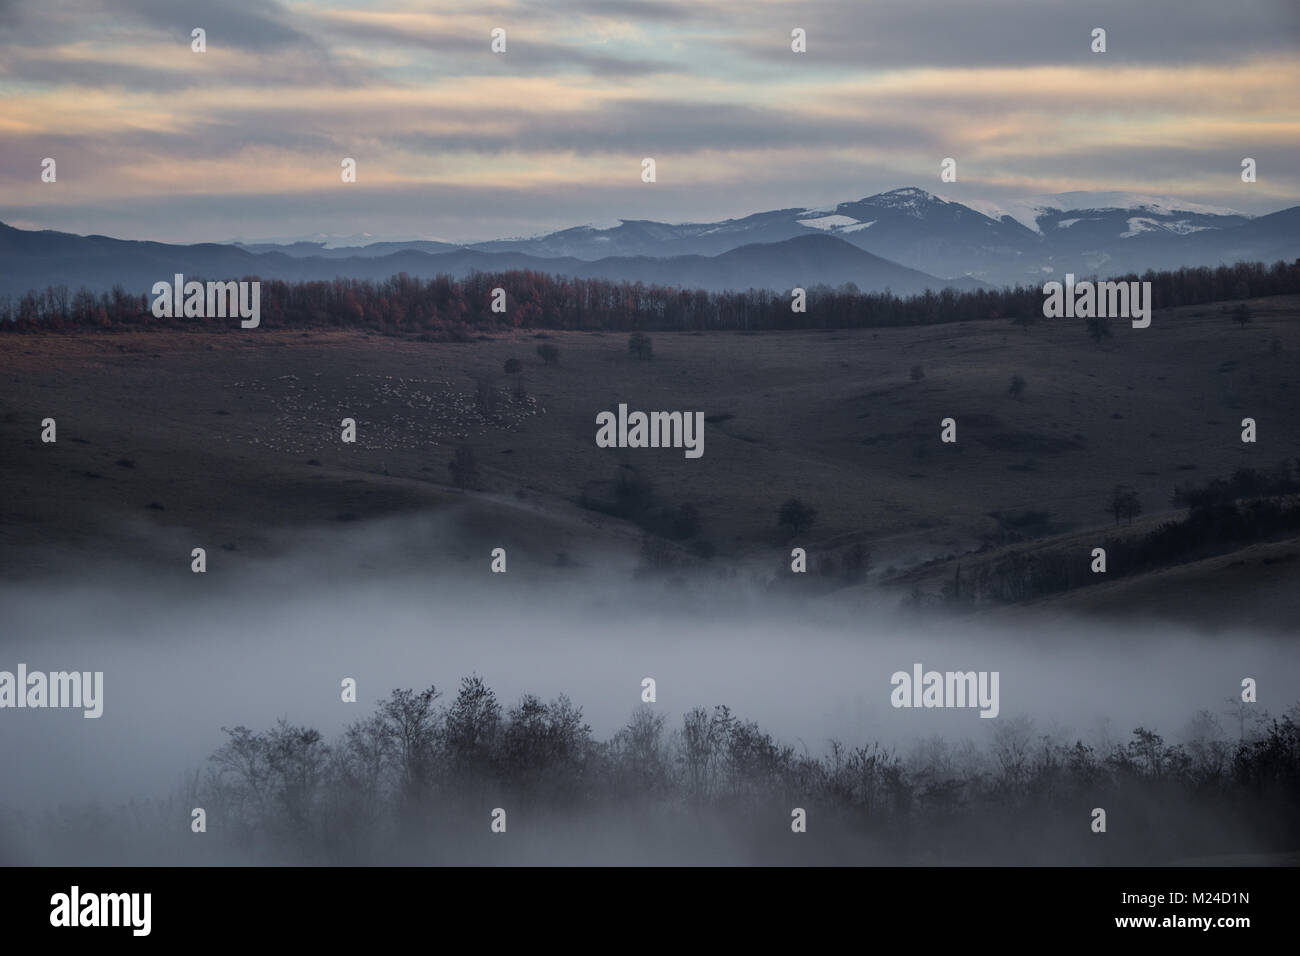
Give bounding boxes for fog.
[1,512,1296,864]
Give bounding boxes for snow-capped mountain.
[929,190,1255,280]
[3,188,1293,298]
[205,186,1289,287]
[457,187,1276,286]
[466,187,1032,268]
[956,192,1246,235]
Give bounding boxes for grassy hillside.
[3,295,1297,602]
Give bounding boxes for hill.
[3,293,1298,630]
[0,223,975,299]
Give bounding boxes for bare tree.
[376,686,442,805]
[628,331,653,359]
[778,498,817,537]
[1107,484,1142,525]
[444,675,501,786]
[474,376,502,422]
[448,444,479,491]
[1086,315,1113,345]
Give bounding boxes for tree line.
[185,675,1300,865]
[3,258,1298,335]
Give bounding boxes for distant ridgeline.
[2,259,1298,334]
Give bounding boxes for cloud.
[99,0,309,50]
[529,0,698,22]
[0,0,1296,239]
[304,8,676,78]
[721,0,1300,69]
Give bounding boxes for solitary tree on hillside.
[1232,303,1252,329]
[840,541,871,583]
[1086,316,1113,346]
[475,375,502,422]
[777,498,817,538]
[1107,484,1142,525]
[628,332,653,360]
[1123,490,1143,524]
[449,444,480,491]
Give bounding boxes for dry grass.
[2,296,1297,586]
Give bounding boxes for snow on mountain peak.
[947,197,1053,234]
[861,187,944,218]
[939,190,1249,234]
[1034,191,1246,217]
[796,214,861,231]
[873,187,940,203]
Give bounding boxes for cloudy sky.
[1,0,1297,243]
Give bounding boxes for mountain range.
[2,188,1297,301]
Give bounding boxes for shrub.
[628,332,653,360]
[448,444,479,490]
[777,498,817,537]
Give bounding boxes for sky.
[1,0,1297,243]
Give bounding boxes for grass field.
[3,294,1298,623]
